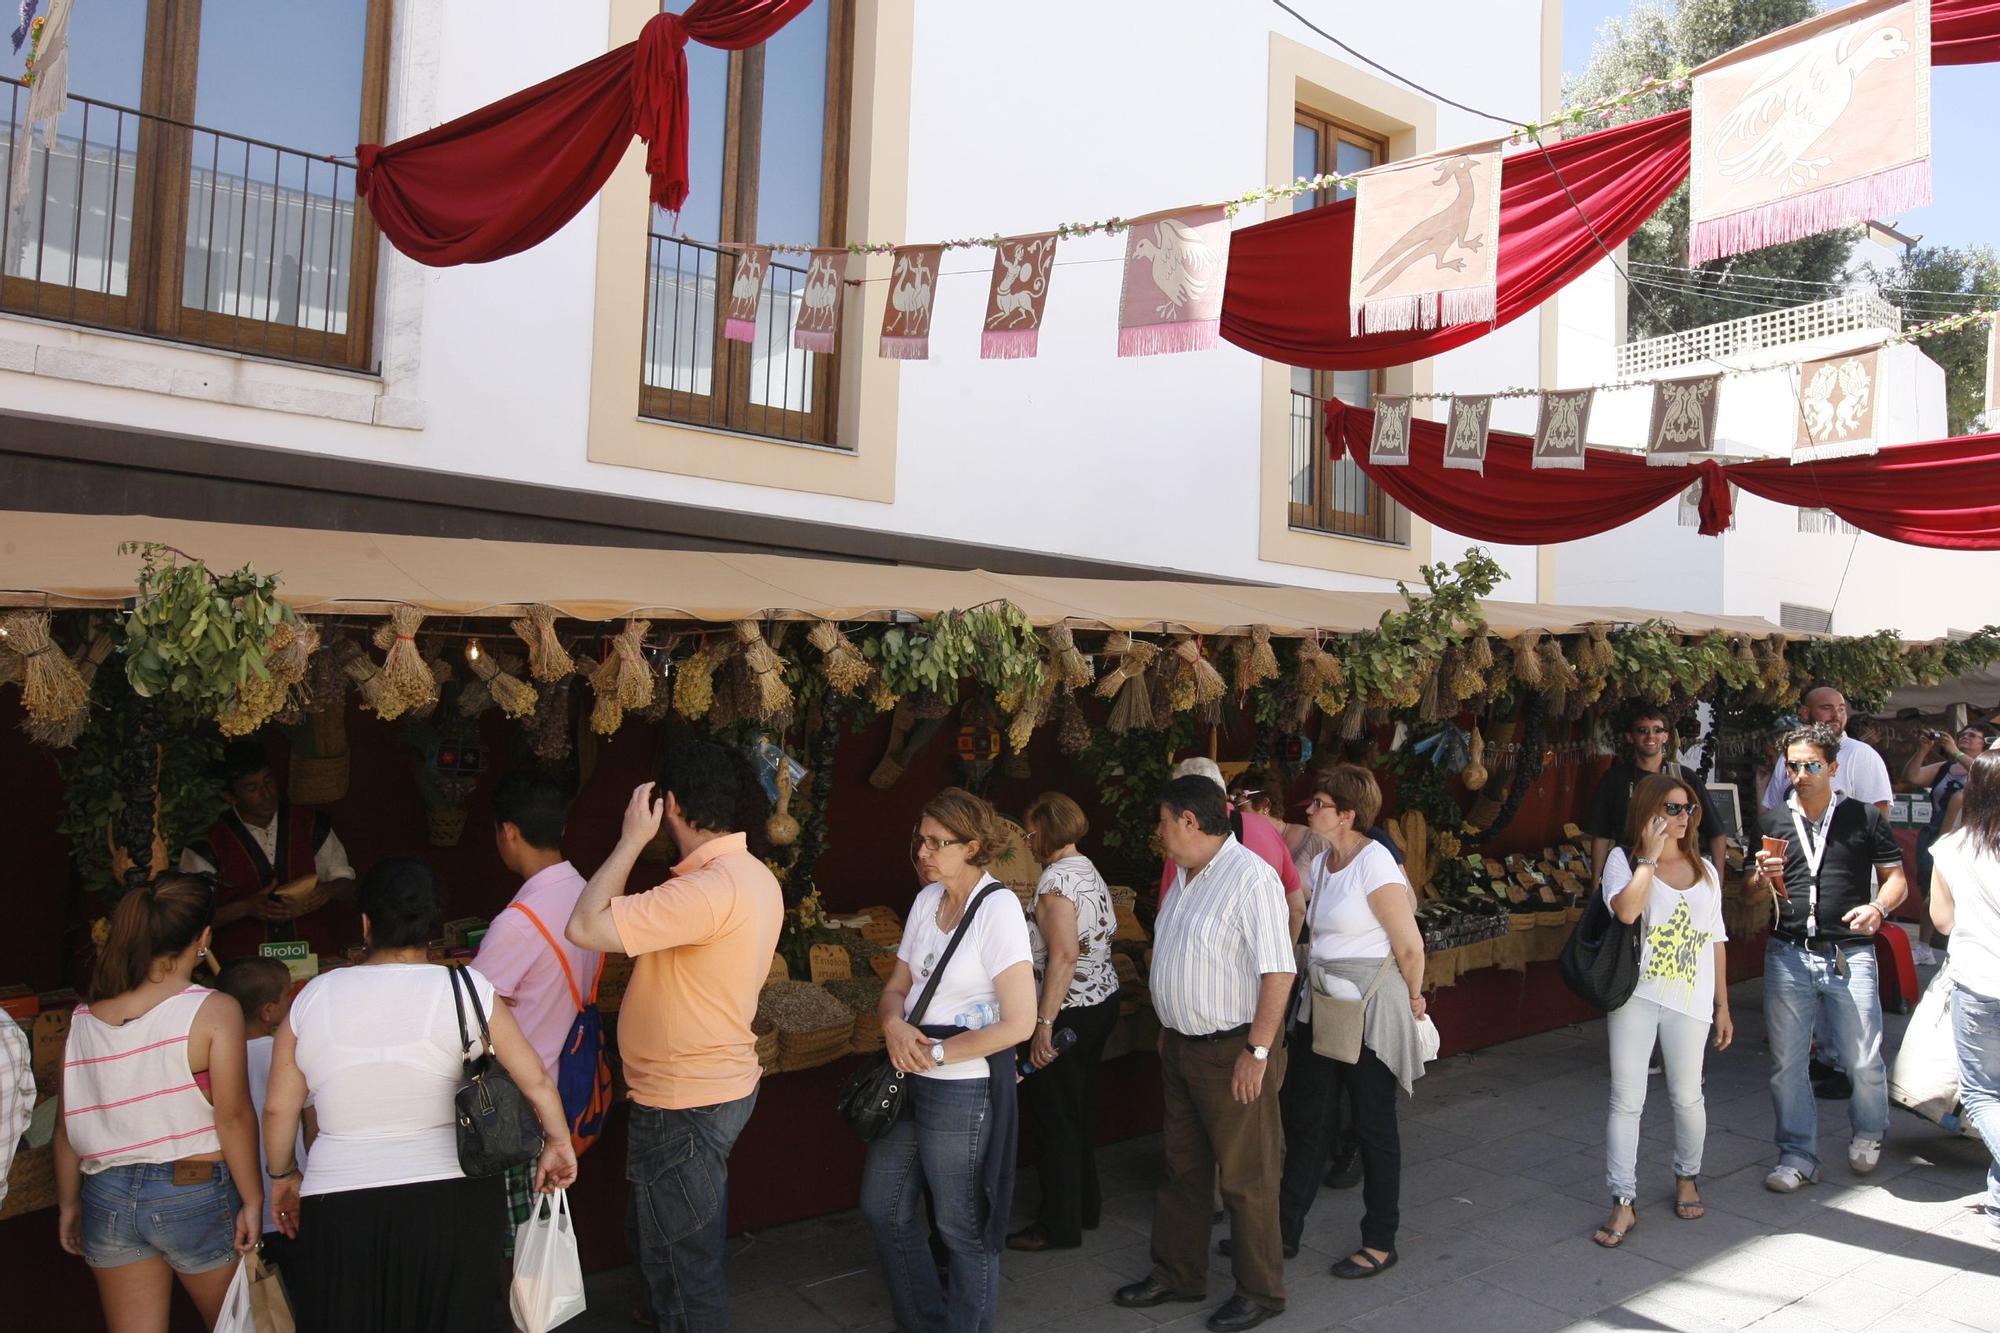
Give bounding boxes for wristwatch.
[1246,1043,1270,1062]
[930,1041,947,1067]
[1035,1017,1055,1028]
[1634,856,1659,869]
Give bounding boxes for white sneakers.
[1849,1138,1883,1176]
[1765,1165,1812,1192]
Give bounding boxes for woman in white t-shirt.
[864,788,1033,1333]
[1927,750,2000,1240]
[262,859,576,1333]
[1593,773,1733,1251]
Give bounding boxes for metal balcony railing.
[1,76,369,369]
[1288,391,1408,544]
[1617,292,1903,379]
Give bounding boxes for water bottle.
[1019,1026,1079,1078]
[952,1000,1002,1030]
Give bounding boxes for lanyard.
[1786,796,1839,937]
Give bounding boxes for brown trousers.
[1149,1029,1289,1311]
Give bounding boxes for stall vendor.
[180,739,357,959]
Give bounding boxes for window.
[641,0,853,446]
[1286,109,1405,543]
[0,0,389,370]
[1780,603,1834,635]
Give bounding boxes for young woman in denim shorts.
[55,874,261,1329]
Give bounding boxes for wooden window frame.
[1287,108,1404,544]
[640,0,854,448]
[0,0,389,371]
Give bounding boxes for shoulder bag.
[449,964,546,1177]
[837,883,1006,1142]
[1558,887,1642,1011]
[1309,956,1394,1064]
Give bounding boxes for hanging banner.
[1368,396,1414,466]
[1689,0,1931,265]
[1348,144,1503,336]
[982,233,1058,359]
[879,244,942,360]
[1117,205,1231,357]
[1533,389,1594,470]
[1796,349,1884,462]
[8,0,72,213]
[793,248,846,354]
[721,246,771,344]
[1646,374,1723,466]
[1443,396,1493,473]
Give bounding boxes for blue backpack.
[509,904,614,1155]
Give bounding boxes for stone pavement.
[567,976,2000,1332]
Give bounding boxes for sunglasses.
[1784,759,1829,775]
[1661,801,1696,816]
[1632,726,1671,736]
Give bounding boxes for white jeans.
[1605,996,1711,1199]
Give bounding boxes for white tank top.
[64,987,220,1173]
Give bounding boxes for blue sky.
[1564,0,1991,254]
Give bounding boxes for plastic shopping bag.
[213,1251,294,1333]
[213,1256,254,1333]
[511,1189,587,1333]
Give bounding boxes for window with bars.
[640,0,853,447]
[1780,602,1834,634]
[1285,108,1405,544]
[0,0,388,371]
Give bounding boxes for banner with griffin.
[1116,206,1231,357]
[721,245,771,344]
[880,244,942,360]
[982,233,1058,359]
[1347,144,1502,336]
[1795,350,1884,462]
[1689,0,1931,265]
[793,248,846,354]
[1443,396,1493,473]
[1368,396,1414,466]
[1533,389,1594,470]
[1646,374,1723,467]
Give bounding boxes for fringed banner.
[8,0,70,213]
[1533,389,1593,470]
[1795,349,1883,462]
[722,245,771,344]
[1689,0,1931,265]
[1646,374,1722,467]
[1347,144,1502,336]
[879,244,942,360]
[793,248,847,354]
[1368,396,1414,465]
[1443,396,1493,473]
[1117,205,1230,357]
[982,233,1057,359]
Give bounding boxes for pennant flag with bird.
[879,244,943,360]
[1794,349,1883,462]
[1117,205,1231,356]
[1443,396,1493,473]
[721,246,770,345]
[1368,396,1414,466]
[1347,144,1502,336]
[982,233,1057,359]
[1533,389,1594,470]
[1646,374,1723,467]
[793,248,847,354]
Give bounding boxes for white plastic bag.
[1415,1015,1441,1063]
[511,1188,587,1333]
[1890,955,1979,1138]
[213,1256,254,1333]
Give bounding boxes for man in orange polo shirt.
[567,742,783,1332]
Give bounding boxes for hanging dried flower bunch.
[22,630,117,748]
[334,637,391,715]
[216,619,321,737]
[1,611,89,728]
[1005,675,1058,754]
[732,620,793,720]
[510,604,574,682]
[1541,637,1581,691]
[575,654,620,736]
[1418,650,1447,723]
[1169,635,1227,714]
[368,606,438,720]
[600,620,655,709]
[1234,625,1280,695]
[1450,642,1486,702]
[1294,637,1347,719]
[403,645,454,721]
[808,619,873,695]
[524,678,573,760]
[465,640,537,719]
[301,636,348,716]
[1509,629,1546,689]
[1580,623,1616,676]
[1339,694,1369,740]
[1055,689,1092,755]
[866,675,900,715]
[672,643,719,721]
[1094,633,1160,734]
[1044,624,1093,690]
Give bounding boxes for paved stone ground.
[568,975,2000,1332]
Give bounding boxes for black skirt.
[286,1175,506,1333]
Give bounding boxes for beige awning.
[0,511,1793,640]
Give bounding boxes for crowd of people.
[11,689,2000,1333]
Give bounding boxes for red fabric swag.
[1325,403,2000,551]
[1937,0,2000,63]
[357,0,811,267]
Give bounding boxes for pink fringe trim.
[793,330,836,354]
[981,329,1039,360]
[879,336,930,361]
[1689,160,1932,265]
[723,318,757,344]
[1349,283,1498,336]
[1117,319,1221,358]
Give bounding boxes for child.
[216,958,307,1257]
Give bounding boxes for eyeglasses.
[1784,759,1829,775]
[1632,726,1671,736]
[912,834,968,854]
[1304,797,1340,815]
[1661,802,1696,816]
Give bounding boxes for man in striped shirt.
[1115,776,1295,1332]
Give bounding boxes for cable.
[1267,0,1529,129]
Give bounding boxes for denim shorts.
[81,1160,241,1273]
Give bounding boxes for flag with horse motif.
[982,233,1057,359]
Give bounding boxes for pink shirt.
[473,862,603,1079]
[1158,805,1303,903]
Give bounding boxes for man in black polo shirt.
[1749,723,1907,1192]
[1589,707,1728,883]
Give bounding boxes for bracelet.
[266,1164,301,1181]
[1035,1017,1055,1027]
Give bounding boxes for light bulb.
[465,638,482,663]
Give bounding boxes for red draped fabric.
[1324,404,2000,550]
[357,1,812,267]
[1937,0,2000,63]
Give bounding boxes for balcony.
[1616,292,1902,379]
[641,234,840,447]
[1,77,374,371]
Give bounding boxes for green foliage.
[1793,625,2000,712]
[862,604,1045,708]
[1383,743,1467,838]
[1082,716,1195,890]
[1608,623,1755,705]
[118,543,292,707]
[1346,551,1502,711]
[1857,245,2000,435]
[1567,0,1856,340]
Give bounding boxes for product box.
[257,939,319,984]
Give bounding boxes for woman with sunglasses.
[1592,773,1732,1249]
[1926,750,2000,1245]
[864,788,1034,1332]
[1905,725,1992,906]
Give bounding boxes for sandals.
[1331,1248,1398,1278]
[1592,1197,1637,1249]
[1005,1227,1076,1252]
[1673,1175,1705,1221]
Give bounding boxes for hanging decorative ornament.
[1442,396,1493,474]
[1094,633,1160,734]
[808,619,874,694]
[731,620,793,721]
[879,244,943,360]
[510,604,574,682]
[1532,389,1593,470]
[766,760,801,847]
[0,610,87,728]
[1645,374,1723,467]
[1368,396,1414,466]
[369,606,438,720]
[464,640,537,719]
[1793,350,1884,463]
[1044,624,1093,691]
[1347,143,1502,335]
[981,233,1057,359]
[794,249,847,354]
[1234,625,1280,695]
[1116,205,1232,357]
[722,245,771,344]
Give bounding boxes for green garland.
[1081,715,1195,891]
[863,604,1046,708]
[1343,552,1502,713]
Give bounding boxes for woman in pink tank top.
[55,874,262,1331]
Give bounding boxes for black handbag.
[837,884,1006,1142]
[1558,888,1643,1011]
[448,964,545,1177]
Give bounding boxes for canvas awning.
[0,511,1794,640]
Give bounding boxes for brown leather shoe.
[1007,1227,1076,1252]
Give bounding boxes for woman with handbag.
[1927,750,2000,1244]
[1275,765,1427,1279]
[862,788,1035,1332]
[1592,773,1732,1250]
[264,859,576,1333]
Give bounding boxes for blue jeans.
[1765,939,1889,1175]
[860,1075,996,1333]
[80,1160,241,1273]
[1951,984,2000,1215]
[625,1087,759,1333]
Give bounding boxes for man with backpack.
[475,770,608,1254]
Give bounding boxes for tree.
[1567,0,1858,340]
[1858,245,2000,435]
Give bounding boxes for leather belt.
[1168,1023,1252,1044]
